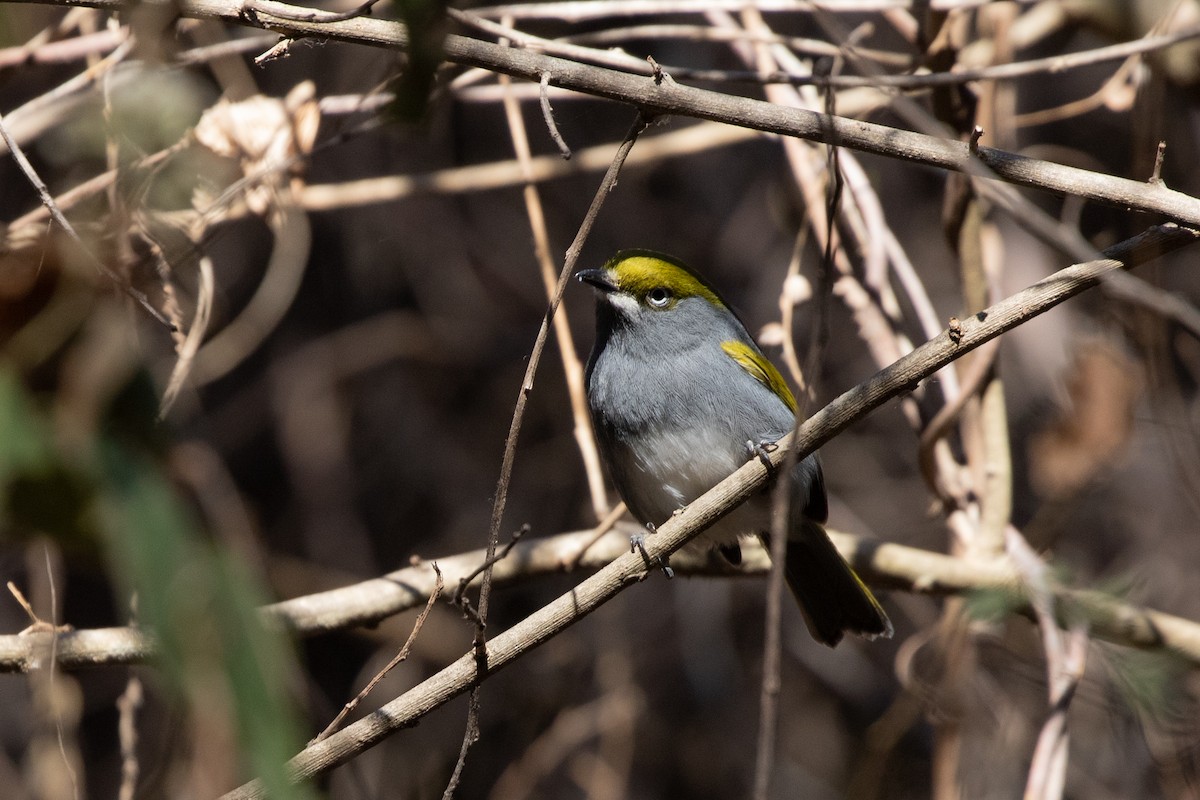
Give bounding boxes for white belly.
[610,424,769,548]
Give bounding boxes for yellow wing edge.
[720,340,798,414]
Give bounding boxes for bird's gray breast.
[587,314,793,528]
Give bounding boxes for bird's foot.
[747,439,779,474]
[630,524,674,579]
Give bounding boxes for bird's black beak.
[576,269,617,293]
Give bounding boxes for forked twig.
[1007,529,1089,800]
[313,564,444,744]
[452,525,529,612]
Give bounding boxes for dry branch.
[5,514,1200,676]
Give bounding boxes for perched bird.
[578,249,892,647]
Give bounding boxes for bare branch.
[1008,529,1090,800]
[469,0,994,22]
[6,511,1200,674]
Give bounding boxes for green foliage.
[0,370,53,474]
[1104,646,1193,724]
[964,584,1026,623]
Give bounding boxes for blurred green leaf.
[1104,646,1193,723]
[213,550,313,794]
[0,368,54,476]
[0,368,97,548]
[964,584,1026,623]
[99,444,314,800]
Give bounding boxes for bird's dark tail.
[764,520,893,647]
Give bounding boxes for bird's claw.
[747,439,779,474]
[630,526,674,579]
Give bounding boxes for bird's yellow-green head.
[576,250,728,313]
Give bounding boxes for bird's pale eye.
[646,287,672,308]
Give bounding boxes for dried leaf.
[1029,340,1141,498]
[193,81,320,215]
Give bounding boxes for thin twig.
[1007,529,1090,800]
[662,23,1200,89]
[448,7,650,75]
[564,502,627,571]
[1,121,755,252]
[115,674,142,800]
[442,110,646,797]
[774,232,812,394]
[469,0,1020,22]
[0,26,125,67]
[742,13,797,798]
[4,142,182,248]
[1009,5,1182,130]
[43,544,80,800]
[242,0,385,24]
[12,0,1200,224]
[441,691,480,799]
[452,525,528,610]
[752,15,846,795]
[0,33,135,159]
[176,32,282,64]
[8,578,73,636]
[443,31,524,788]
[8,582,41,629]
[116,595,141,800]
[539,72,572,159]
[497,66,605,520]
[314,564,444,743]
[1102,269,1200,341]
[562,23,911,65]
[950,167,1010,558]
[191,203,313,385]
[158,250,215,417]
[754,415,791,800]
[1150,140,1167,185]
[916,338,1000,499]
[487,687,638,798]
